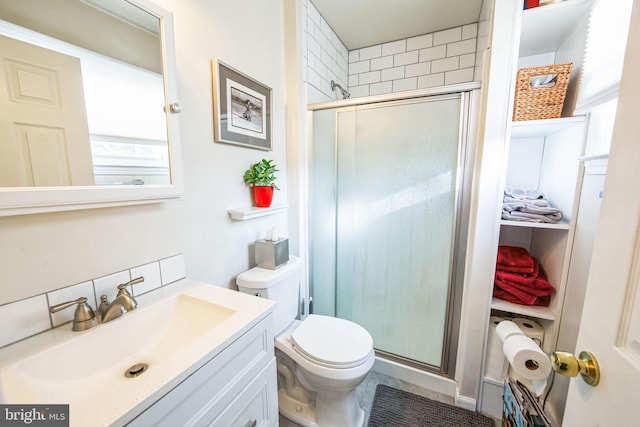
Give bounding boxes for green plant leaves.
[243,159,279,189]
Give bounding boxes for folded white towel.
[502,188,563,223]
[503,195,552,209]
[504,187,543,200]
[502,210,562,223]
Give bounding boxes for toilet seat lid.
[291,314,373,368]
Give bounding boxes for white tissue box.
[255,238,289,269]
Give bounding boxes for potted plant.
[243,159,279,207]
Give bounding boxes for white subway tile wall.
[305,0,349,101]
[130,262,162,296]
[0,254,185,348]
[0,295,50,348]
[160,254,186,285]
[348,23,478,97]
[475,7,492,81]
[304,1,479,99]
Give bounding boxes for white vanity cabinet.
[127,314,278,427]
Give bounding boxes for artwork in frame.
[211,60,272,150]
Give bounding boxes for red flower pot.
[252,186,274,207]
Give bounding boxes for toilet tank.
[236,256,302,335]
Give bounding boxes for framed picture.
[211,60,272,150]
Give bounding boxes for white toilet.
[237,256,375,427]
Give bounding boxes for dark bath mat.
[367,384,495,427]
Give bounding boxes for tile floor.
[279,370,500,427]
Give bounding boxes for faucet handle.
[49,297,97,331]
[117,276,145,293]
[50,297,87,313]
[113,276,144,312]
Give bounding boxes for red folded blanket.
[496,245,537,275]
[493,246,553,306]
[493,270,554,306]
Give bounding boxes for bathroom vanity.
[0,280,278,426]
[127,309,277,426]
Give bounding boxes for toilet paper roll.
[512,317,544,347]
[485,316,509,379]
[496,320,525,343]
[503,335,550,381]
[503,334,551,396]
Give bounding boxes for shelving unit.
[497,114,586,325]
[480,0,595,421]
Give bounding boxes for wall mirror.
[0,0,182,216]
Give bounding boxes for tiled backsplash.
[0,254,185,348]
[348,24,478,97]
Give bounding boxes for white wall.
[0,0,290,307]
[156,0,290,287]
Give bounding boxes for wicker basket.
[512,62,572,121]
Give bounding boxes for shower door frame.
[306,83,480,377]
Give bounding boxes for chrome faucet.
[98,276,145,323]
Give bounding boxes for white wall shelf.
[511,116,586,139]
[500,220,570,230]
[520,0,595,57]
[491,298,556,321]
[227,204,288,221]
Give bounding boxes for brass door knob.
[550,350,600,386]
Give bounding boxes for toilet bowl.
[276,316,375,427]
[236,257,374,427]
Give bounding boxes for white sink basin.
[10,294,235,383]
[0,280,275,426]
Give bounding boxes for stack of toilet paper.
[485,317,546,381]
[511,317,544,347]
[484,316,511,380]
[495,319,551,396]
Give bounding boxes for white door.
[0,35,94,186]
[562,1,640,425]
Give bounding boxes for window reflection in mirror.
[0,0,170,187]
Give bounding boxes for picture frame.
[211,60,272,151]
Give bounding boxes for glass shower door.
[335,95,462,369]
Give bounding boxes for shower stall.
[308,86,478,375]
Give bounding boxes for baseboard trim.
[455,394,477,411]
[373,356,458,398]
